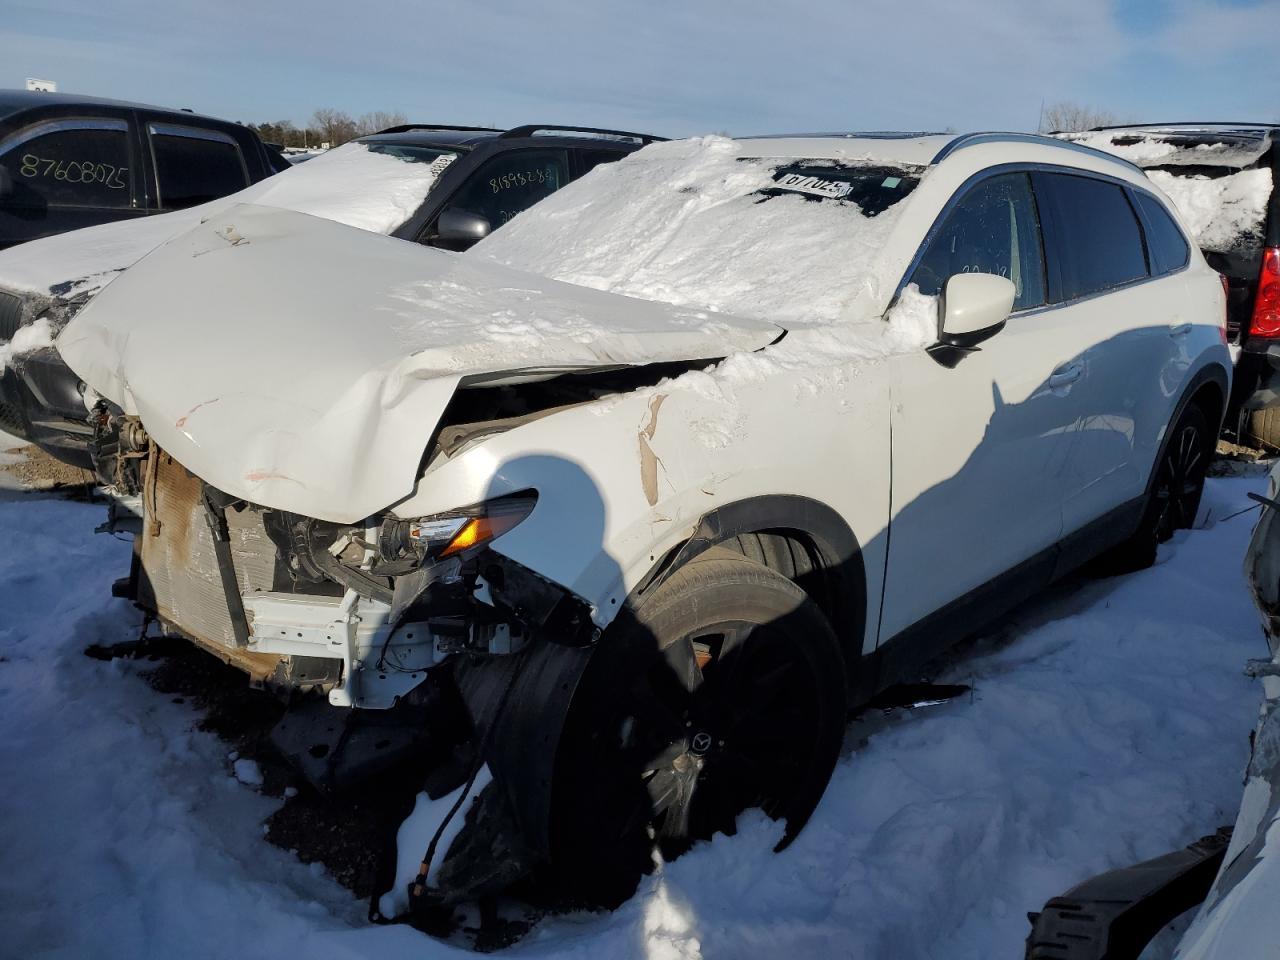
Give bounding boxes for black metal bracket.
[1025,827,1232,959]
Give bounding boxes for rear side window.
[1133,191,1190,274]
[1036,173,1149,300]
[909,172,1046,310]
[150,124,248,210]
[577,148,627,178]
[0,120,133,208]
[445,148,570,228]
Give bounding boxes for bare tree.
[1039,101,1119,133]
[311,108,359,147]
[356,110,408,137]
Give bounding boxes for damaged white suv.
[56,133,1230,909]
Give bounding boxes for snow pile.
[0,142,450,299]
[0,477,1267,959]
[245,142,451,236]
[0,315,54,371]
[474,136,915,329]
[1148,168,1273,254]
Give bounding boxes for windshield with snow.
[473,138,922,328]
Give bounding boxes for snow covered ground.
[0,473,1270,959]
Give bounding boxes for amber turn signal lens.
[439,512,527,558]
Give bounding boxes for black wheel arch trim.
[628,494,867,685]
[1145,361,1229,499]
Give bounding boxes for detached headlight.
[377,491,538,568]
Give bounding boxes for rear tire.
[548,547,847,905]
[1102,402,1211,573]
[1245,407,1280,452]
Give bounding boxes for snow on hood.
[1148,168,1273,255]
[0,316,54,373]
[56,204,781,522]
[0,142,449,302]
[473,136,919,328]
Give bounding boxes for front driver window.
[910,172,1046,311]
[0,120,133,209]
[444,148,570,230]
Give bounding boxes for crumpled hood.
[58,204,780,522]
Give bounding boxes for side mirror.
[940,273,1016,347]
[435,207,492,245]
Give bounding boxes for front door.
[880,171,1083,641]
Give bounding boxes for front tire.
[548,547,847,904]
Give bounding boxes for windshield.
[363,142,460,170]
[473,138,922,328]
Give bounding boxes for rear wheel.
[548,547,846,904]
[1103,402,1211,572]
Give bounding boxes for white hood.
[57,204,780,522]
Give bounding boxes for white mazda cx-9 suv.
[56,131,1230,909]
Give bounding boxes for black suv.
[355,123,662,249]
[0,89,289,250]
[1060,123,1280,447]
[0,122,661,464]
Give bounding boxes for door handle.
[1049,363,1084,389]
[1169,322,1192,337]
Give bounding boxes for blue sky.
[3,0,1277,136]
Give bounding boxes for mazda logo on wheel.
[690,732,713,754]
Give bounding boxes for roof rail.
[374,123,504,135]
[499,125,666,144]
[931,131,1144,173]
[1083,121,1280,134]
[746,130,948,140]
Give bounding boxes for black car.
[1059,124,1280,448]
[0,89,289,250]
[0,122,662,464]
[356,123,663,249]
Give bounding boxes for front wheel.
[547,547,847,904]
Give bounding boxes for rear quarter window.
[1036,172,1149,301]
[1133,191,1190,274]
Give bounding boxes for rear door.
[0,115,146,248]
[1031,171,1172,543]
[573,146,630,180]
[143,121,252,212]
[881,171,1081,641]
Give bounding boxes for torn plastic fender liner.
[451,639,593,862]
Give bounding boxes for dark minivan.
[0,89,286,250]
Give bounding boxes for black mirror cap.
[436,207,492,243]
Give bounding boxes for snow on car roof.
[1062,129,1274,170]
[735,133,955,166]
[474,136,928,329]
[0,142,449,298]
